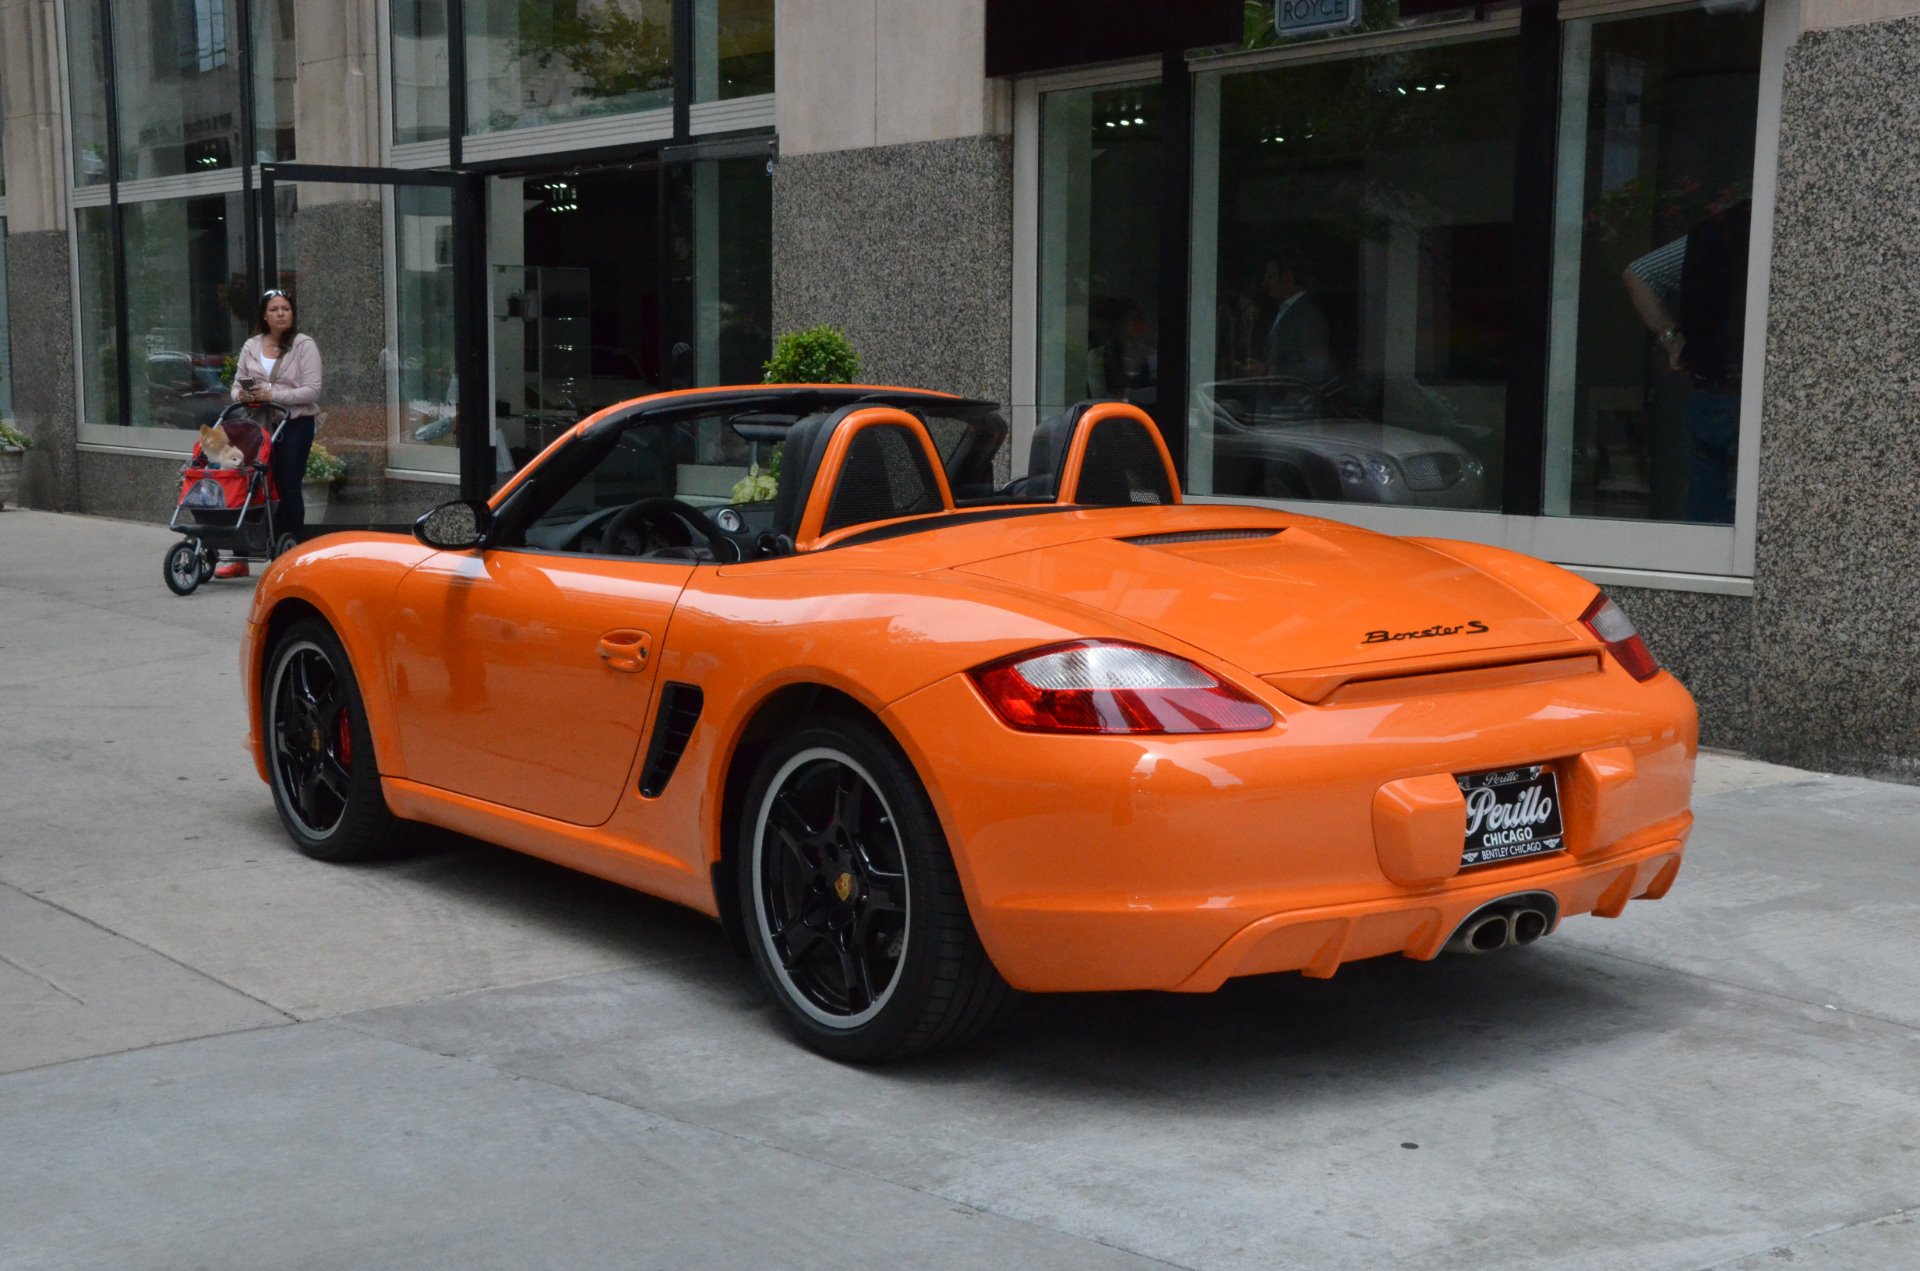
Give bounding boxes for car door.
[389,550,691,826]
[387,419,700,827]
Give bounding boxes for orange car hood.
[954,517,1583,677]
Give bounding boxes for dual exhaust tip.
[1445,894,1557,955]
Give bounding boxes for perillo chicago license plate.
[1456,765,1565,868]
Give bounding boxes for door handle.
[597,629,652,673]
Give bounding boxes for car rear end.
[880,514,1696,993]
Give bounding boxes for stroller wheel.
[273,532,299,558]
[164,541,202,596]
[199,545,217,582]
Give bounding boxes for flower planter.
[302,479,332,523]
[0,447,24,510]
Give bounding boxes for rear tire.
[738,715,1011,1062]
[263,618,404,862]
[164,541,202,595]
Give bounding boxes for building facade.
[3,0,1917,781]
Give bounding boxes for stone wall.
[6,231,78,510]
[1611,587,1755,753]
[771,135,1012,404]
[1742,15,1920,780]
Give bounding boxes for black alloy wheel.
[739,715,1011,1062]
[263,618,403,862]
[163,541,202,596]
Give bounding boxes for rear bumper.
[1169,831,1682,991]
[883,664,1696,994]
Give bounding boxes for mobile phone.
[239,375,257,389]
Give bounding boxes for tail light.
[1580,592,1660,682]
[968,640,1273,734]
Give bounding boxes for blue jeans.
[1683,388,1737,525]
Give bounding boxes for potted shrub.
[0,418,32,511]
[303,442,346,521]
[763,324,860,386]
[732,327,860,503]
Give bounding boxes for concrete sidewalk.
[1,509,1915,1270]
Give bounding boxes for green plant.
[729,443,783,504]
[304,443,346,484]
[0,419,32,451]
[764,326,860,386]
[220,355,237,389]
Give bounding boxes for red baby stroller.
[163,402,296,595]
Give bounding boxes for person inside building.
[1251,251,1332,386]
[222,289,324,578]
[1621,199,1751,525]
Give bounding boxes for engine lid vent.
[1123,528,1285,548]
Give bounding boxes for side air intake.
[638,682,704,798]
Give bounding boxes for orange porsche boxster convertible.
[243,385,1695,1060]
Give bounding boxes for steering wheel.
[601,497,743,563]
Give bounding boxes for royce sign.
[1276,0,1362,36]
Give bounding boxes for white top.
[261,356,278,377]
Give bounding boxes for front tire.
[163,541,202,595]
[738,715,1011,1062]
[263,618,403,862]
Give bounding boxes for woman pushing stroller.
[221,289,323,578]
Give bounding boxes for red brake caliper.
[335,710,353,767]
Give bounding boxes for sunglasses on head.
[263,289,289,299]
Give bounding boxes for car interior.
[489,390,1183,565]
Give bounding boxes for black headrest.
[1021,406,1085,500]
[770,410,842,543]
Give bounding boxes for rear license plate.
[1456,765,1565,868]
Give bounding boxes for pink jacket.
[230,332,323,419]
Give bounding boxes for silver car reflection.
[1198,376,1491,509]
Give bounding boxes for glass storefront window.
[1188,33,1518,511]
[1544,4,1764,526]
[65,0,112,185]
[123,193,250,428]
[671,156,772,392]
[694,0,775,102]
[465,0,673,134]
[75,206,122,423]
[109,0,244,179]
[1037,81,1162,422]
[393,0,452,144]
[0,220,12,419]
[252,0,298,161]
[394,185,460,475]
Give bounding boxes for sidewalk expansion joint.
[0,881,299,1025]
[322,1017,1198,1271]
[1692,1201,1917,1270]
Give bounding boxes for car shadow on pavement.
[896,940,1718,1102]
[293,818,733,967]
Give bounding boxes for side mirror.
[413,499,493,551]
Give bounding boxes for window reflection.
[694,0,775,102]
[465,0,673,134]
[1190,37,1516,510]
[251,0,298,161]
[110,0,244,179]
[1545,6,1763,525]
[393,0,452,144]
[65,0,113,185]
[76,207,122,424]
[124,194,250,428]
[1037,81,1162,421]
